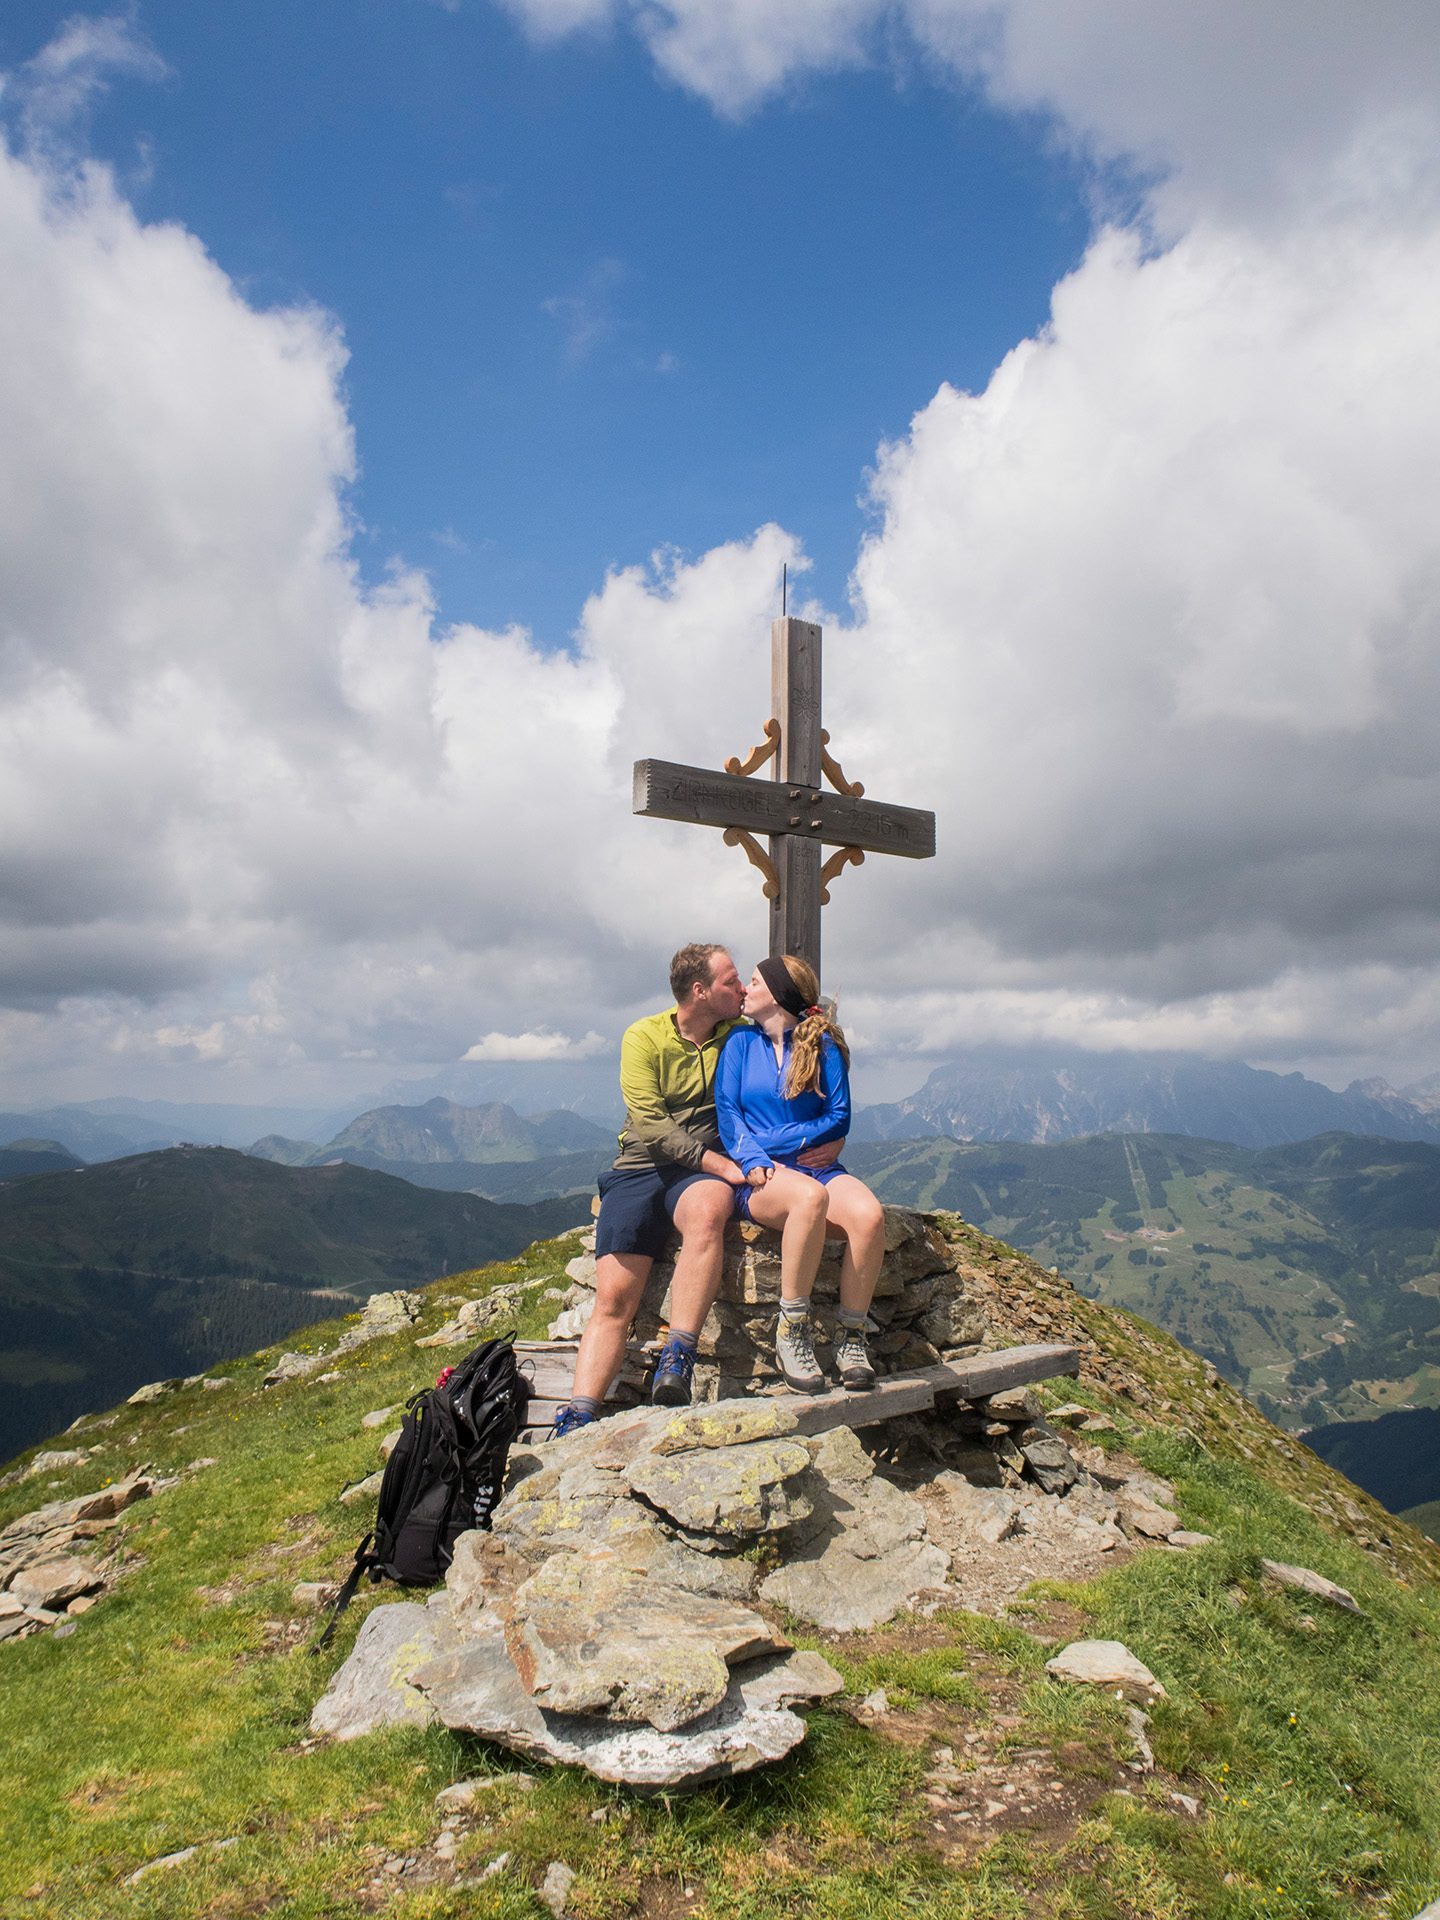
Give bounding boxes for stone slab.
[414,1630,842,1789]
[503,1552,786,1731]
[1045,1639,1167,1703]
[625,1437,813,1536]
[311,1601,458,1740]
[1260,1559,1364,1615]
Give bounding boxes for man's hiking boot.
[835,1322,876,1390]
[650,1337,696,1407]
[550,1403,594,1439]
[776,1311,825,1394]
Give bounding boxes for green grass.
[1401,1498,1440,1545]
[2,1224,1439,1919]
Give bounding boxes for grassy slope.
[1403,1500,1440,1545]
[0,1218,1436,1920]
[850,1135,1440,1430]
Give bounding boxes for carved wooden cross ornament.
[633,617,936,976]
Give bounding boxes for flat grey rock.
[1119,1490,1181,1539]
[263,1352,324,1387]
[25,1449,89,1478]
[339,1469,385,1508]
[541,1861,577,1917]
[1045,1639,1167,1702]
[760,1439,949,1631]
[127,1379,184,1404]
[310,1601,459,1740]
[8,1555,102,1611]
[625,1436,813,1537]
[647,1401,799,1456]
[503,1551,785,1731]
[414,1629,842,1788]
[1260,1559,1364,1615]
[929,1472,1022,1544]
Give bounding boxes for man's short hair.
[670,942,728,1003]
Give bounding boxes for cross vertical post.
[769,617,823,974]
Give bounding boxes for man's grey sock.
[666,1328,699,1352]
[837,1308,868,1330]
[779,1298,811,1320]
[570,1394,604,1419]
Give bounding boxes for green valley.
[851,1131,1440,1432]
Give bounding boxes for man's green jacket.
[611,1008,747,1172]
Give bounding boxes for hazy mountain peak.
[853,1048,1440,1151]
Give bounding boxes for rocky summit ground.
[1,1214,1439,1919]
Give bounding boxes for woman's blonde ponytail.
[778,955,849,1097]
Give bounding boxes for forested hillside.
[0,1147,589,1456]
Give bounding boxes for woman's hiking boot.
[776,1310,825,1394]
[834,1322,876,1390]
[650,1337,696,1406]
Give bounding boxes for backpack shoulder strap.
[311,1531,375,1654]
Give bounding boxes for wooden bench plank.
[784,1375,939,1435]
[913,1343,1080,1400]
[518,1341,1079,1438]
[786,1343,1079,1437]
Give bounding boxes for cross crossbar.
[633,615,936,972]
[632,759,936,859]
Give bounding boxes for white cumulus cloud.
[464,1029,609,1061]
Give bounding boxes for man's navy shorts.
[594,1163,729,1260]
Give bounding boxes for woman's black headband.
[757,955,815,1021]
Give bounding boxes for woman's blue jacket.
[714,1023,850,1174]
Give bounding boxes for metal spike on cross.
[632,618,936,976]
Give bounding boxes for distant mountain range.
[248,1097,615,1201]
[9,1047,1440,1169]
[0,1146,591,1458]
[853,1051,1440,1150]
[852,1130,1440,1434]
[0,1096,358,1162]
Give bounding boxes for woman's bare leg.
[820,1175,887,1315]
[741,1167,830,1302]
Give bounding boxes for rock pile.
[0,1470,152,1641]
[417,1281,534,1350]
[261,1289,427,1387]
[313,1399,860,1785]
[311,1366,1197,1785]
[551,1207,990,1399]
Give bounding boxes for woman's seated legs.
[741,1166,829,1303]
[820,1174,887,1314]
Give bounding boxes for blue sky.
[3,4,1440,1109]
[4,1,1089,646]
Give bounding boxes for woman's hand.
[747,1165,775,1188]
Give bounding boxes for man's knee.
[676,1181,733,1245]
[594,1254,650,1318]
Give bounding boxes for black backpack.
[315,1334,531,1651]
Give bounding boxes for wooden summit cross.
[633,617,936,976]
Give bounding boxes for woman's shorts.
[733,1161,849,1222]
